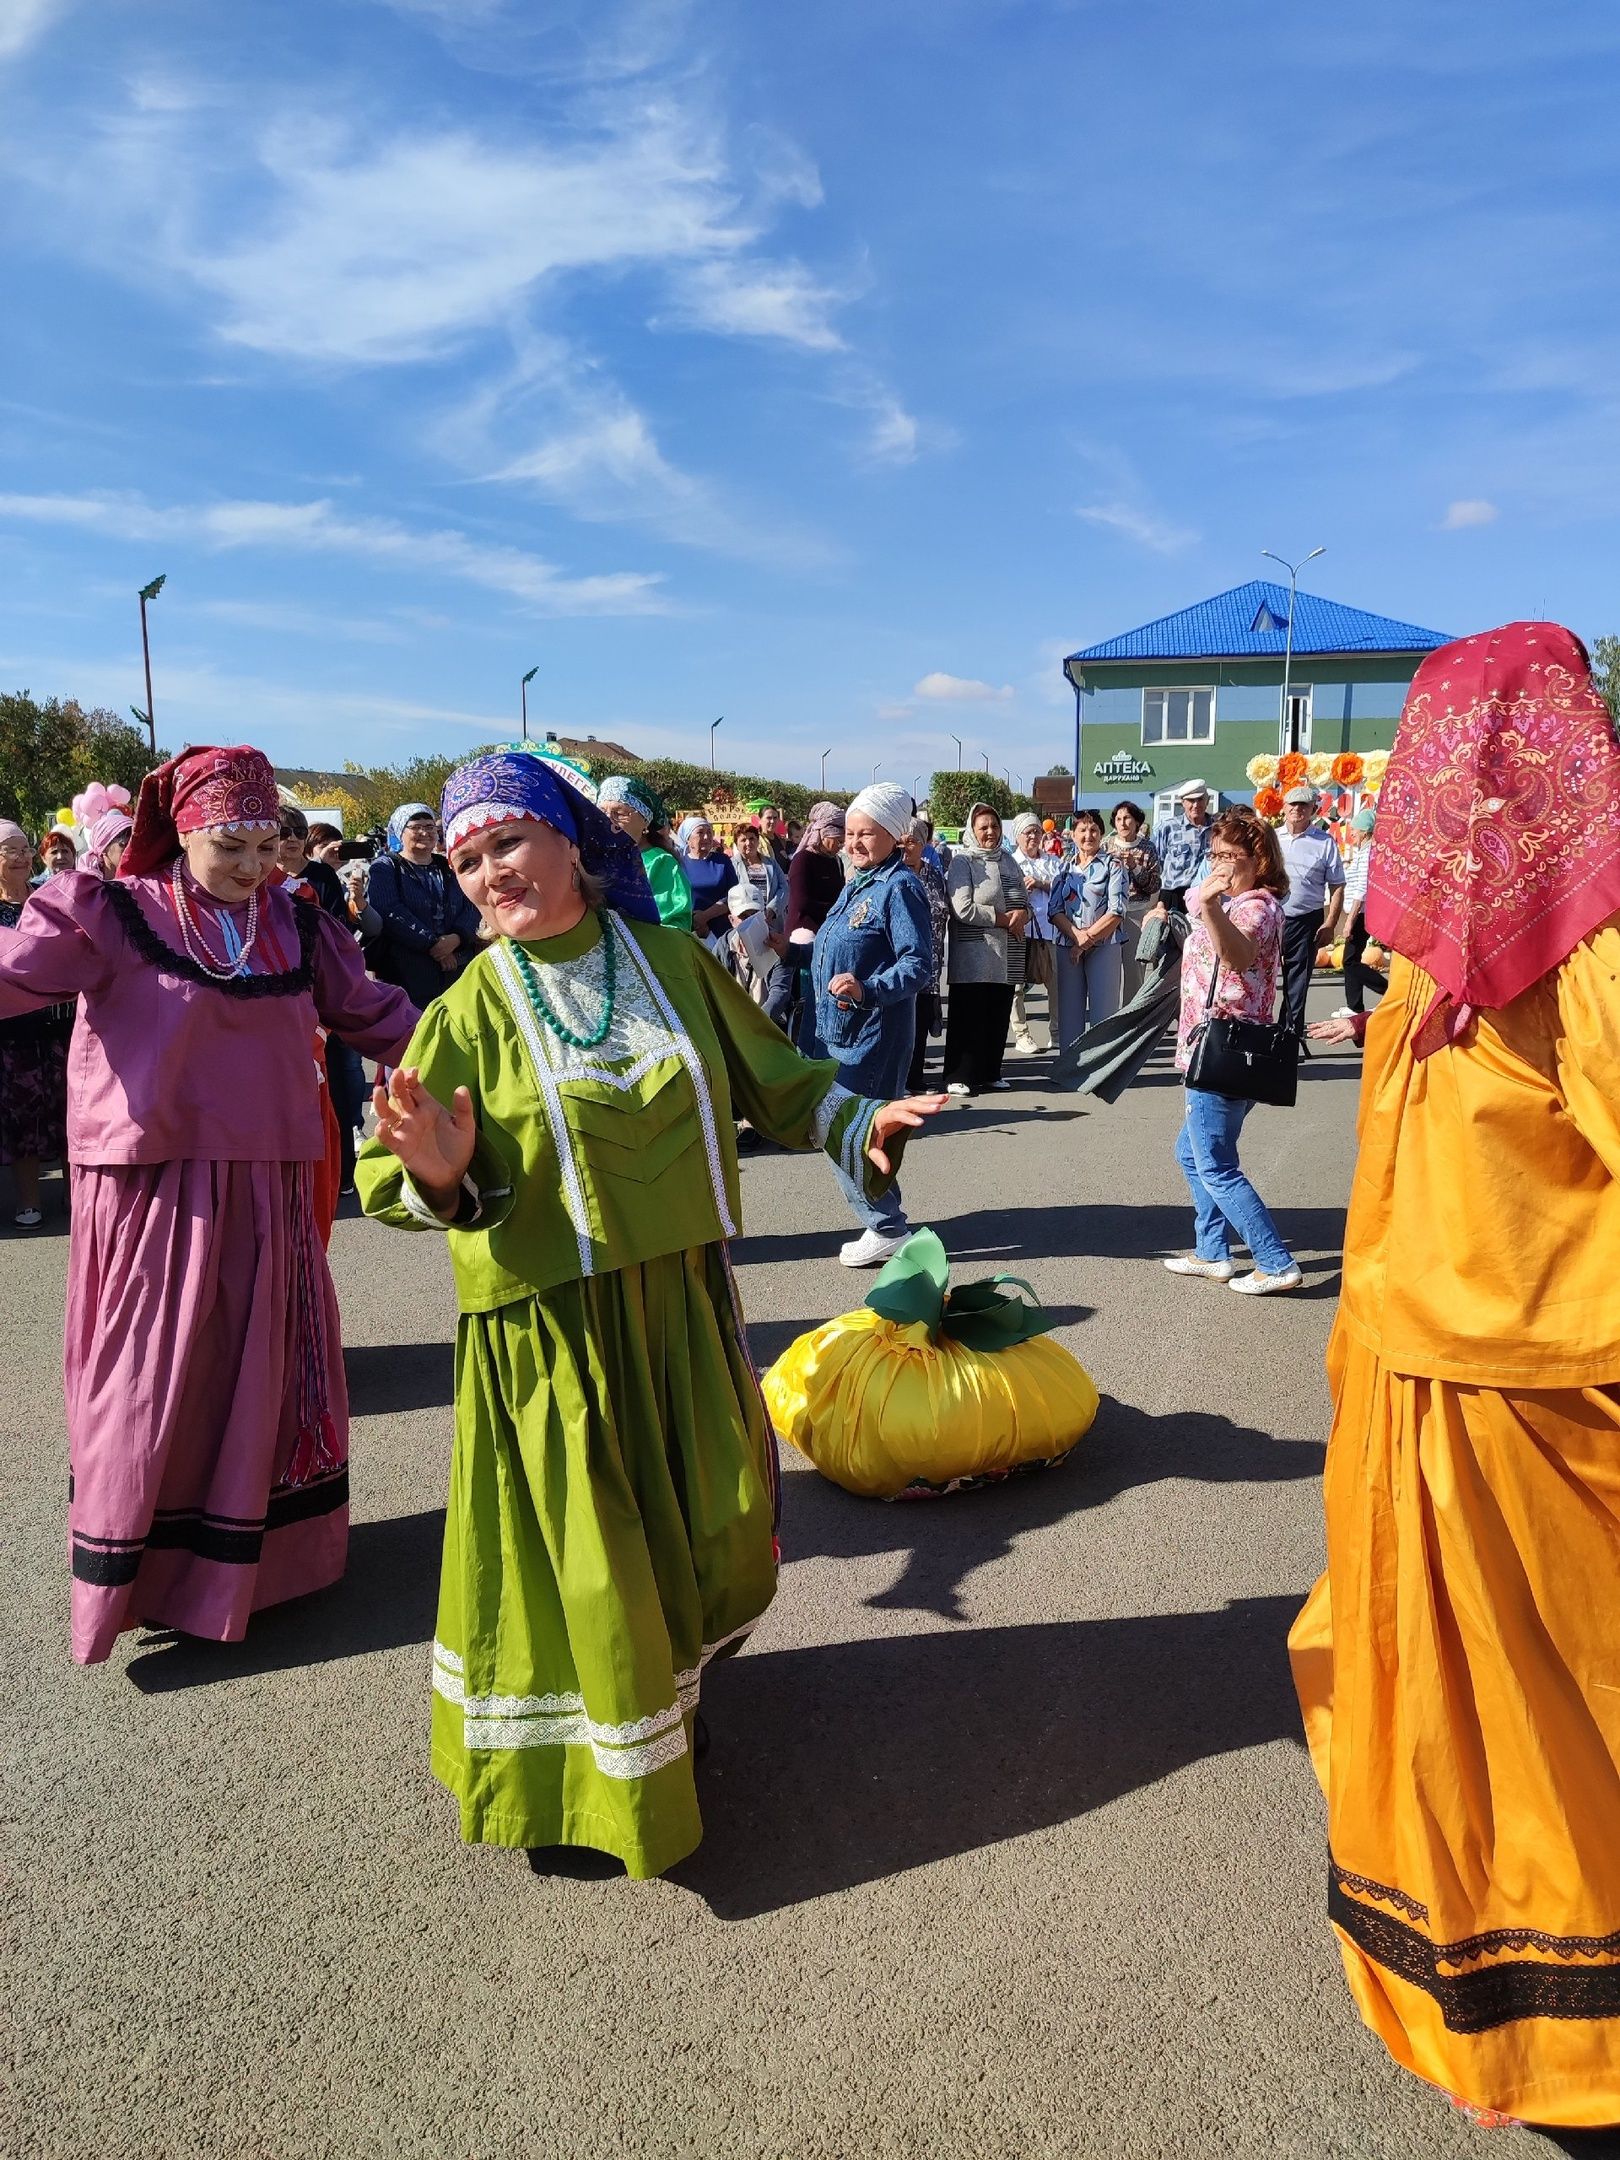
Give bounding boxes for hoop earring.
[570,862,581,890]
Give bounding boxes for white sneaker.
[1228,1265,1303,1296]
[1012,1034,1038,1056]
[945,1081,972,1097]
[1163,1255,1235,1281]
[989,1078,1012,1091]
[839,1228,911,1268]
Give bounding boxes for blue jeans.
[1174,1088,1294,1275]
[834,1158,908,1239]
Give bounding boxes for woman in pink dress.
[0,746,418,1663]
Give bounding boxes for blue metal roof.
[1066,581,1451,666]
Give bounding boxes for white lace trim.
[430,1621,756,1781]
[493,939,594,1275]
[613,919,736,1239]
[810,1081,853,1152]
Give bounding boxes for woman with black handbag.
[1164,807,1301,1294]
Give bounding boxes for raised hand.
[372,1066,476,1212]
[867,1092,949,1176]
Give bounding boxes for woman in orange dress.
[1289,621,1620,2129]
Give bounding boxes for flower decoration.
[1254,786,1285,818]
[1245,754,1279,787]
[1331,752,1365,788]
[1305,752,1335,786]
[1362,749,1390,781]
[1277,751,1309,788]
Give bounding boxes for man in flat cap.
[1155,778,1213,912]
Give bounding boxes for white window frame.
[1279,685,1314,754]
[1141,685,1216,748]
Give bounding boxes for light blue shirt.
[1049,853,1131,945]
[1280,826,1347,917]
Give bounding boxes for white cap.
[1176,777,1210,799]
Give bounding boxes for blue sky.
[3,0,1618,790]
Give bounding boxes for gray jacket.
[945,845,1030,986]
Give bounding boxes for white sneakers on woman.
[1163,1255,1303,1293]
[1228,1266,1303,1295]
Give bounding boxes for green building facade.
[1062,580,1449,827]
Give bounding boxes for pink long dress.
[0,866,417,1663]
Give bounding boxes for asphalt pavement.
[4,976,1605,2159]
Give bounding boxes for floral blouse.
[1176,886,1284,1072]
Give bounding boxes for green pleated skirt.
[431,1245,779,1878]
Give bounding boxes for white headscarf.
[846,781,914,841]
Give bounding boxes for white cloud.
[913,672,1015,704]
[0,490,669,616]
[0,0,71,61]
[1442,497,1499,530]
[1075,500,1198,554]
[185,113,750,366]
[662,258,848,351]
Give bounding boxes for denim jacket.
[810,854,931,1097]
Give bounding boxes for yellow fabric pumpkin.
[763,1232,1099,1499]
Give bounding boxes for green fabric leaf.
[863,1229,1058,1350]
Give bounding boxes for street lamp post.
[980,750,990,772]
[1261,547,1325,756]
[872,761,881,783]
[520,664,538,742]
[913,774,923,803]
[710,716,723,770]
[820,747,831,789]
[136,574,165,754]
[950,734,962,769]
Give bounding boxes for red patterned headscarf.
[120,746,281,878]
[1367,622,1620,1056]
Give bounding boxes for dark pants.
[1281,909,1323,1037]
[942,982,1016,1092]
[325,1037,368,1191]
[906,991,939,1093]
[1341,913,1385,1016]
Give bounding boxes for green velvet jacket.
[357,909,894,1312]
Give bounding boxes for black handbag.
[1183,942,1299,1108]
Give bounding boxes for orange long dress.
[1290,920,1620,2128]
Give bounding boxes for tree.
[1045,763,1073,776]
[926,771,1033,826]
[0,692,164,834]
[1592,635,1620,723]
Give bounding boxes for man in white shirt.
[1278,785,1346,1039]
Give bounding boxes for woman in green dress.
[358,747,942,1878]
[596,773,693,932]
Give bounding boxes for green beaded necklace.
[510,913,618,1050]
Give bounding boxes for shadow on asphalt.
[345,1340,456,1416]
[675,1591,1308,1919]
[777,1393,1323,1622]
[123,1508,447,1691]
[944,1200,1349,1269]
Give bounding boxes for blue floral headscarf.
[440,745,658,925]
[386,801,436,853]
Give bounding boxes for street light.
[520,664,538,742]
[913,774,923,802]
[709,715,723,770]
[820,747,832,789]
[136,574,165,754]
[872,761,882,783]
[1261,546,1325,756]
[950,734,963,769]
[980,750,990,772]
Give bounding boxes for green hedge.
[926,771,1036,827]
